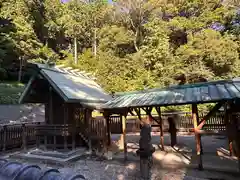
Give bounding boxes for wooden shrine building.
[19,63,111,150]
[103,79,240,170]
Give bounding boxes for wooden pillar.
[36,122,40,149]
[156,107,164,150]
[63,104,68,150]
[120,115,127,160]
[49,87,53,124]
[104,114,111,146]
[48,87,53,149]
[224,102,233,156]
[22,124,27,152]
[192,104,203,170]
[44,135,47,151]
[53,126,57,151]
[3,125,6,152]
[195,107,203,155]
[71,107,76,150]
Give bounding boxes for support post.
[195,107,203,155]
[105,114,111,146]
[44,135,47,151]
[49,87,53,124]
[63,105,68,150]
[155,107,164,151]
[71,106,76,150]
[3,125,6,152]
[224,102,233,156]
[53,126,56,151]
[22,124,27,152]
[192,104,203,170]
[121,115,127,161]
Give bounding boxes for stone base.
[9,148,87,165]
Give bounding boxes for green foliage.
[0,82,25,104]
[0,0,240,111]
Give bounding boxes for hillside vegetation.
[0,82,25,104]
[0,0,239,93]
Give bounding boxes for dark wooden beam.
[104,114,111,146]
[192,104,203,170]
[134,108,142,121]
[128,108,136,116]
[103,108,129,116]
[223,102,233,156]
[141,107,160,124]
[196,102,224,130]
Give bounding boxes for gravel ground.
[1,127,239,179]
[7,151,238,180]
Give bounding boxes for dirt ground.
[3,134,239,180]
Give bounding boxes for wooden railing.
[0,122,41,151]
[109,112,227,133]
[0,112,230,152]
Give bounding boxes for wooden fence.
[0,122,40,151]
[0,112,228,151]
[109,112,226,133]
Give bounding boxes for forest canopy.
[0,0,240,93]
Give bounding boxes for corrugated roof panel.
[200,86,211,101]
[123,94,138,107]
[183,87,193,103]
[233,82,240,93]
[192,87,202,102]
[131,93,147,106]
[143,92,154,105]
[216,84,231,99]
[113,95,130,107]
[138,93,153,106]
[149,92,159,105]
[208,85,220,100]
[154,91,169,105]
[104,79,240,109]
[224,83,240,98]
[173,88,185,104]
[163,91,176,105]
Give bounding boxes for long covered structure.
[103,79,240,171]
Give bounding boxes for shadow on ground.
[110,133,239,180]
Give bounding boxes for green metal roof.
[104,79,240,109]
[19,63,111,108]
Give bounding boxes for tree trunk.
[93,18,97,56]
[134,29,139,52]
[18,57,22,82]
[74,37,78,64]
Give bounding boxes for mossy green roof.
[104,79,240,109]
